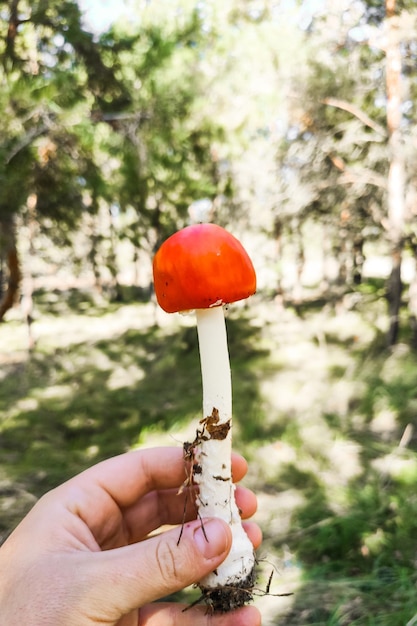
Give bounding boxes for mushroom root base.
[197,565,256,613]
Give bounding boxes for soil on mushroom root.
[197,566,256,613]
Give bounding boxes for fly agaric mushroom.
[153,222,257,612]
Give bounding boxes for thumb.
[84,518,232,617]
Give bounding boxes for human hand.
[0,446,261,626]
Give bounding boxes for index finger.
[68,446,249,510]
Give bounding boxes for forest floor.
[2,284,417,625]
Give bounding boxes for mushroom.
[152,222,257,611]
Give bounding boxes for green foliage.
[102,11,229,245]
[0,298,267,518]
[0,1,111,239]
[3,1,417,620]
[276,11,388,246]
[0,0,233,268]
[2,291,417,625]
[265,306,417,625]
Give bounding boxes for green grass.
[2,288,417,624]
[0,297,268,537]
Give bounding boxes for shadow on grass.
[278,464,417,625]
[5,292,417,623]
[0,308,272,541]
[34,285,154,317]
[268,319,417,625]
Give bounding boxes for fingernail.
[194,519,230,560]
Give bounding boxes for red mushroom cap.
[153,223,256,313]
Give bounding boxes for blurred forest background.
[2,0,417,623]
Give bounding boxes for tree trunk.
[273,217,284,299]
[408,247,417,350]
[21,195,38,349]
[292,221,305,304]
[321,222,334,291]
[0,214,21,321]
[335,225,348,287]
[108,206,123,302]
[87,213,103,293]
[352,234,365,286]
[385,0,405,346]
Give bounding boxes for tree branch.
[326,152,387,190]
[323,97,387,137]
[5,124,49,164]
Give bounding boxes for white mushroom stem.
[194,306,255,588]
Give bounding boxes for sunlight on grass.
[2,294,417,623]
